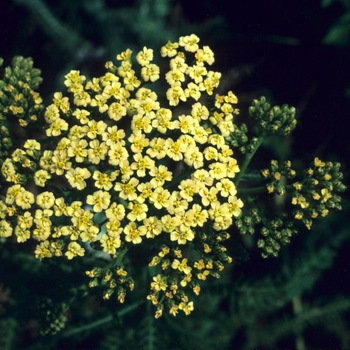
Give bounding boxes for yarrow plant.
[0,34,345,328]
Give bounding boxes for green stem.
[239,186,267,196]
[235,135,266,187]
[239,184,295,196]
[240,173,263,182]
[61,299,143,338]
[114,247,129,267]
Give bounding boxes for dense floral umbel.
[0,34,243,317]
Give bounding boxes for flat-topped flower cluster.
[0,34,243,317]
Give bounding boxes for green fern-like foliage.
[0,318,19,350]
[137,305,159,350]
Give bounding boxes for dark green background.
[1,0,349,348]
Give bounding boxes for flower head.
[0,34,244,319]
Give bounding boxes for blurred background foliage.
[0,0,349,348]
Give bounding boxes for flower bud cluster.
[37,297,68,335]
[261,159,296,195]
[257,213,297,258]
[86,264,134,303]
[291,157,345,229]
[0,56,44,133]
[235,208,261,235]
[226,123,255,154]
[249,96,297,136]
[0,34,244,317]
[0,124,12,161]
[236,203,297,257]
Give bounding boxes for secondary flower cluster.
[0,57,44,159]
[291,158,345,226]
[0,34,243,317]
[260,158,345,229]
[237,158,345,258]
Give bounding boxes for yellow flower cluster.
[0,34,243,317]
[291,157,344,229]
